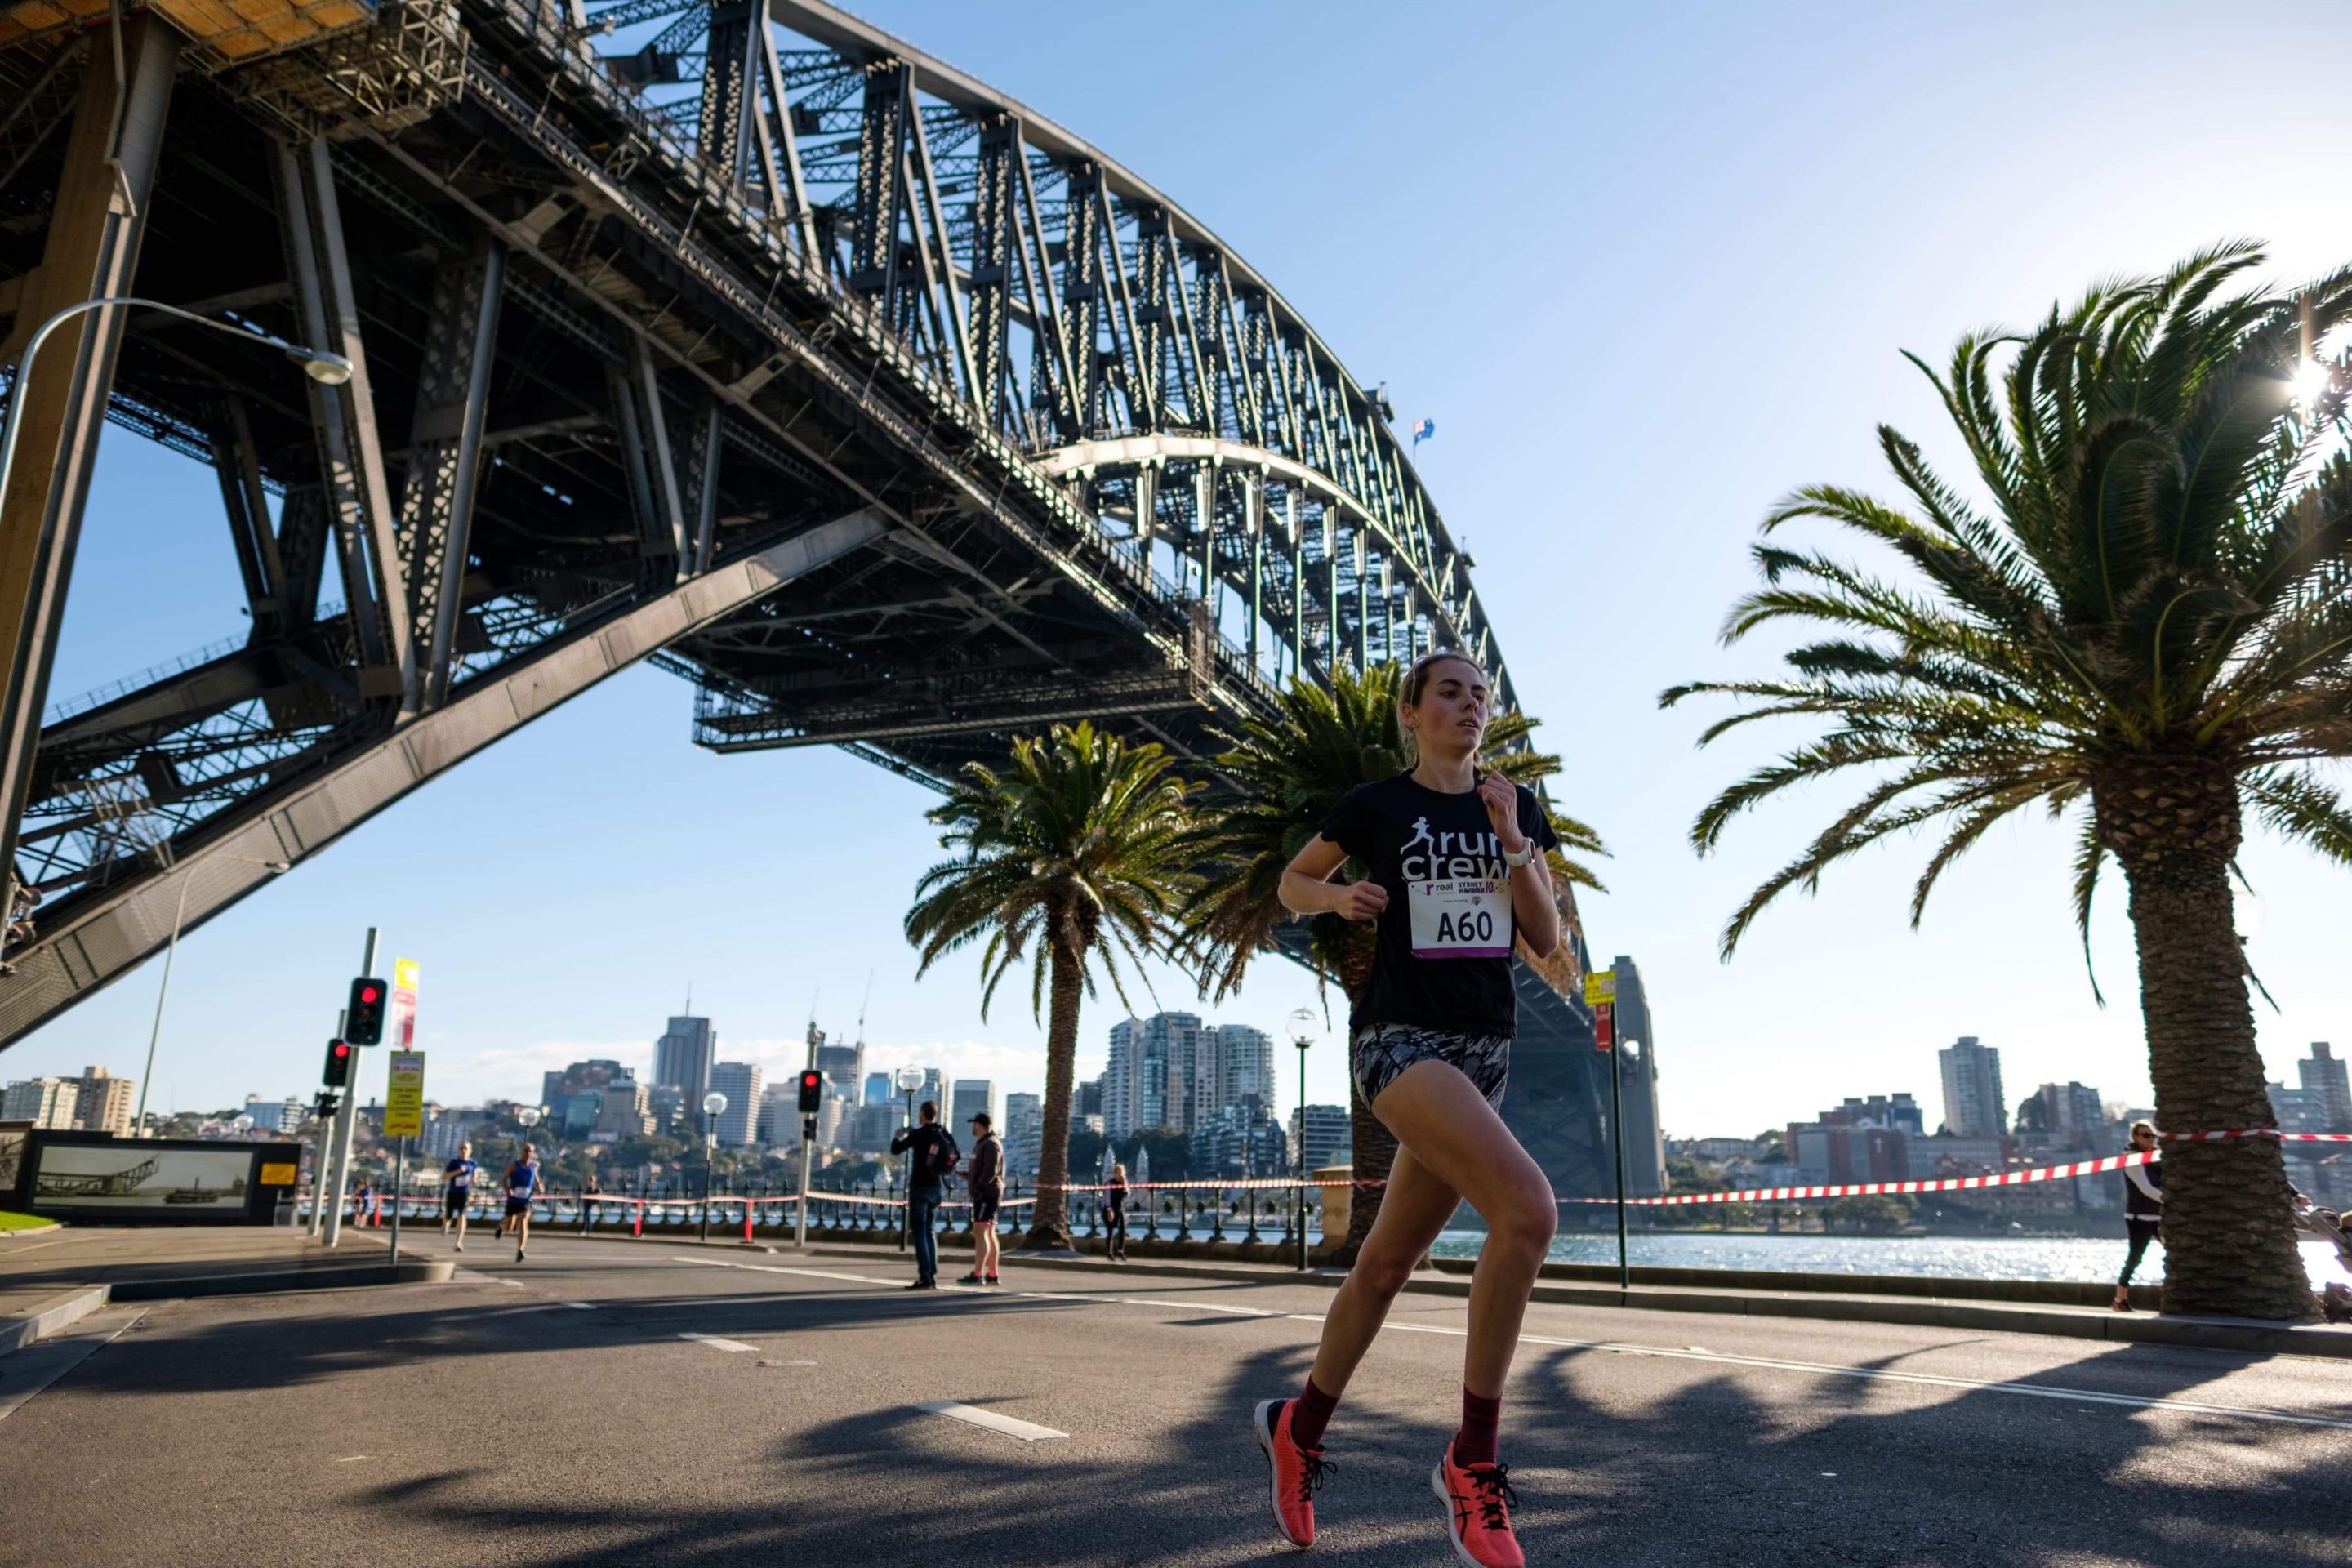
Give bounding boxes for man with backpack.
[890,1100,959,1290]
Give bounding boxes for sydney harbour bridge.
[0,0,1655,1195]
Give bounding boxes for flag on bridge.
[1412,418,1436,448]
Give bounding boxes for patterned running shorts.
[1350,1023,1510,1112]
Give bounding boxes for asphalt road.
[2,1231,2346,1567]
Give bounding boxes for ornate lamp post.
[893,1065,924,1250]
[700,1090,728,1241]
[1285,1006,1318,1272]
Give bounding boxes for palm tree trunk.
[2100,766,2314,1320]
[1022,935,1085,1251]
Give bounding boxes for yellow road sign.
[384,1051,426,1139]
[1584,969,1616,1007]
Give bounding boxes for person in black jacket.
[890,1101,958,1290]
[958,1112,1004,1287]
[2113,1120,2163,1312]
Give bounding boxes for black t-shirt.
[1316,771,1559,1038]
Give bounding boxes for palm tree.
[905,722,1199,1251]
[1183,662,1606,1260]
[1663,244,2352,1320]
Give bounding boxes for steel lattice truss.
[0,0,1555,1065]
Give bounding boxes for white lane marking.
[559,1302,596,1311]
[694,1265,2350,1433]
[1383,1322,2352,1432]
[679,1332,759,1352]
[918,1400,1066,1442]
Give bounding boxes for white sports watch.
[1503,841,1536,869]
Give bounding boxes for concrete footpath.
[0,1223,453,1356]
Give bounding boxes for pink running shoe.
[1432,1446,1524,1567]
[1253,1397,1330,1548]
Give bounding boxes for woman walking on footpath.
[1104,1163,1130,1262]
[2113,1120,2163,1311]
[1254,650,1562,1568]
[502,1142,542,1262]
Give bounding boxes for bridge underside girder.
[0,0,1547,1053]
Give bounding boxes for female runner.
[1254,650,1561,1568]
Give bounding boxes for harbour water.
[1432,1229,2350,1287]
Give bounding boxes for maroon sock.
[1287,1375,1339,1450]
[1453,1388,1502,1468]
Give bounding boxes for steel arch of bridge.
[0,0,1544,1059]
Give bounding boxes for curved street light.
[2,294,350,521]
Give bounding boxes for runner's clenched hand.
[1337,880,1389,921]
[1477,774,1527,852]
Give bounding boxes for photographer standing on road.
[890,1101,958,1291]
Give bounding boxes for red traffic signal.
[796,1068,824,1115]
[345,976,388,1045]
[323,1038,354,1088]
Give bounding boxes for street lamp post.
[893,1065,924,1252]
[700,1090,728,1243]
[1285,1006,1317,1272]
[131,854,289,1139]
[1614,1039,1642,1290]
[0,296,350,925]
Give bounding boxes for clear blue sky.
[10,0,2350,1135]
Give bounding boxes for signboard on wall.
[12,1135,302,1223]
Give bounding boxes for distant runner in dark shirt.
[503,1143,541,1263]
[442,1142,479,1250]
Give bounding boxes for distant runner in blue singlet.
[503,1143,541,1262]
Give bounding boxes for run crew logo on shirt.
[1318,772,1560,1037]
[1397,816,1513,958]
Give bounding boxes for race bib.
[1409,877,1512,958]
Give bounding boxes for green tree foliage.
[1666,245,2352,1318]
[906,722,1198,1250]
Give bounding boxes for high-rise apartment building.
[1289,1104,1351,1173]
[2300,1043,2350,1134]
[653,1017,717,1109]
[3,1076,78,1129]
[1004,1092,1042,1176]
[1108,1013,1280,1135]
[863,1071,892,1107]
[542,1060,628,1113]
[2019,1081,2104,1146]
[811,1027,863,1099]
[1939,1036,2008,1140]
[951,1079,996,1129]
[595,1080,652,1138]
[73,1067,135,1134]
[1215,1024,1276,1111]
[706,1062,763,1145]
[2269,1082,2333,1135]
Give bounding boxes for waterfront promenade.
[2,1228,2346,1566]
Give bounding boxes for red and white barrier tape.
[2163,1130,2352,1143]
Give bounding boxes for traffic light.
[345,976,387,1045]
[323,1038,354,1089]
[797,1069,824,1115]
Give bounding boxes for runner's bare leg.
[1369,1061,1556,1397]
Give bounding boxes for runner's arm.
[1281,836,1386,920]
[1506,844,1558,958]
